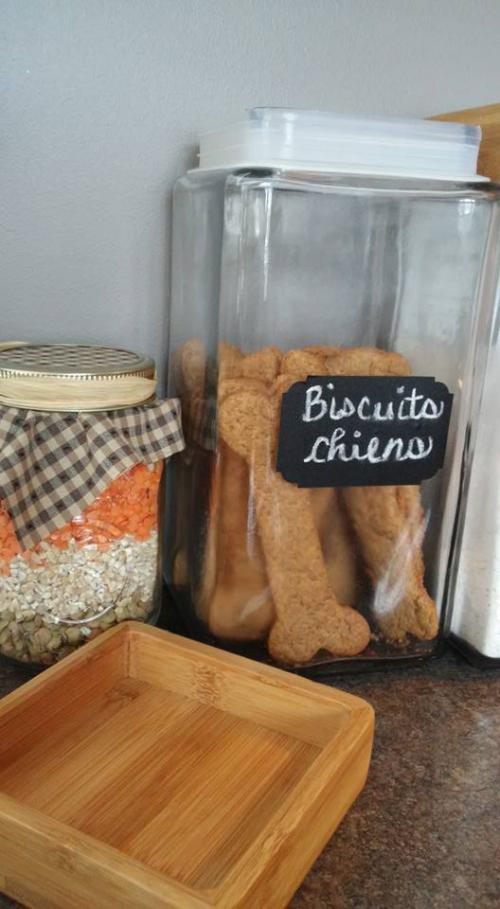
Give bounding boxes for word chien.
[302,383,443,464]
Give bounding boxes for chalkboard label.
[277,375,453,487]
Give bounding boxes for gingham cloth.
[0,399,184,548]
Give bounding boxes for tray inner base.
[0,676,320,889]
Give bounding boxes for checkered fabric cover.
[0,398,184,548]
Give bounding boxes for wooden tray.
[0,623,374,909]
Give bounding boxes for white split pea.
[0,532,159,664]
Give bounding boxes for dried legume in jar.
[0,342,184,664]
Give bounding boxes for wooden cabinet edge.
[431,103,500,182]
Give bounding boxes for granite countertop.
[0,647,498,909]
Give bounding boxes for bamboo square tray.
[0,622,374,909]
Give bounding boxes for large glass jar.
[447,217,500,666]
[166,109,500,674]
[0,343,184,664]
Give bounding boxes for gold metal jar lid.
[0,343,157,411]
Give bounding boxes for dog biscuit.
[328,347,438,642]
[206,441,274,640]
[326,345,412,378]
[198,343,275,639]
[218,384,370,664]
[310,488,363,606]
[277,348,364,609]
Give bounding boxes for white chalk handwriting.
[304,427,434,465]
[302,383,445,424]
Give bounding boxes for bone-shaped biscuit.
[325,346,412,378]
[171,340,210,589]
[276,351,363,608]
[201,349,277,640]
[174,339,208,442]
[326,347,438,642]
[218,386,370,664]
[310,488,362,606]
[219,343,282,384]
[204,441,274,640]
[341,484,437,641]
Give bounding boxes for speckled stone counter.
[0,648,498,909]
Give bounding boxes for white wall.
[2,0,500,379]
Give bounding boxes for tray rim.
[0,622,374,716]
[0,790,210,908]
[0,623,374,908]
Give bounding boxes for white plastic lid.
[198,108,486,182]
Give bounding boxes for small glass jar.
[166,109,500,674]
[0,343,183,665]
